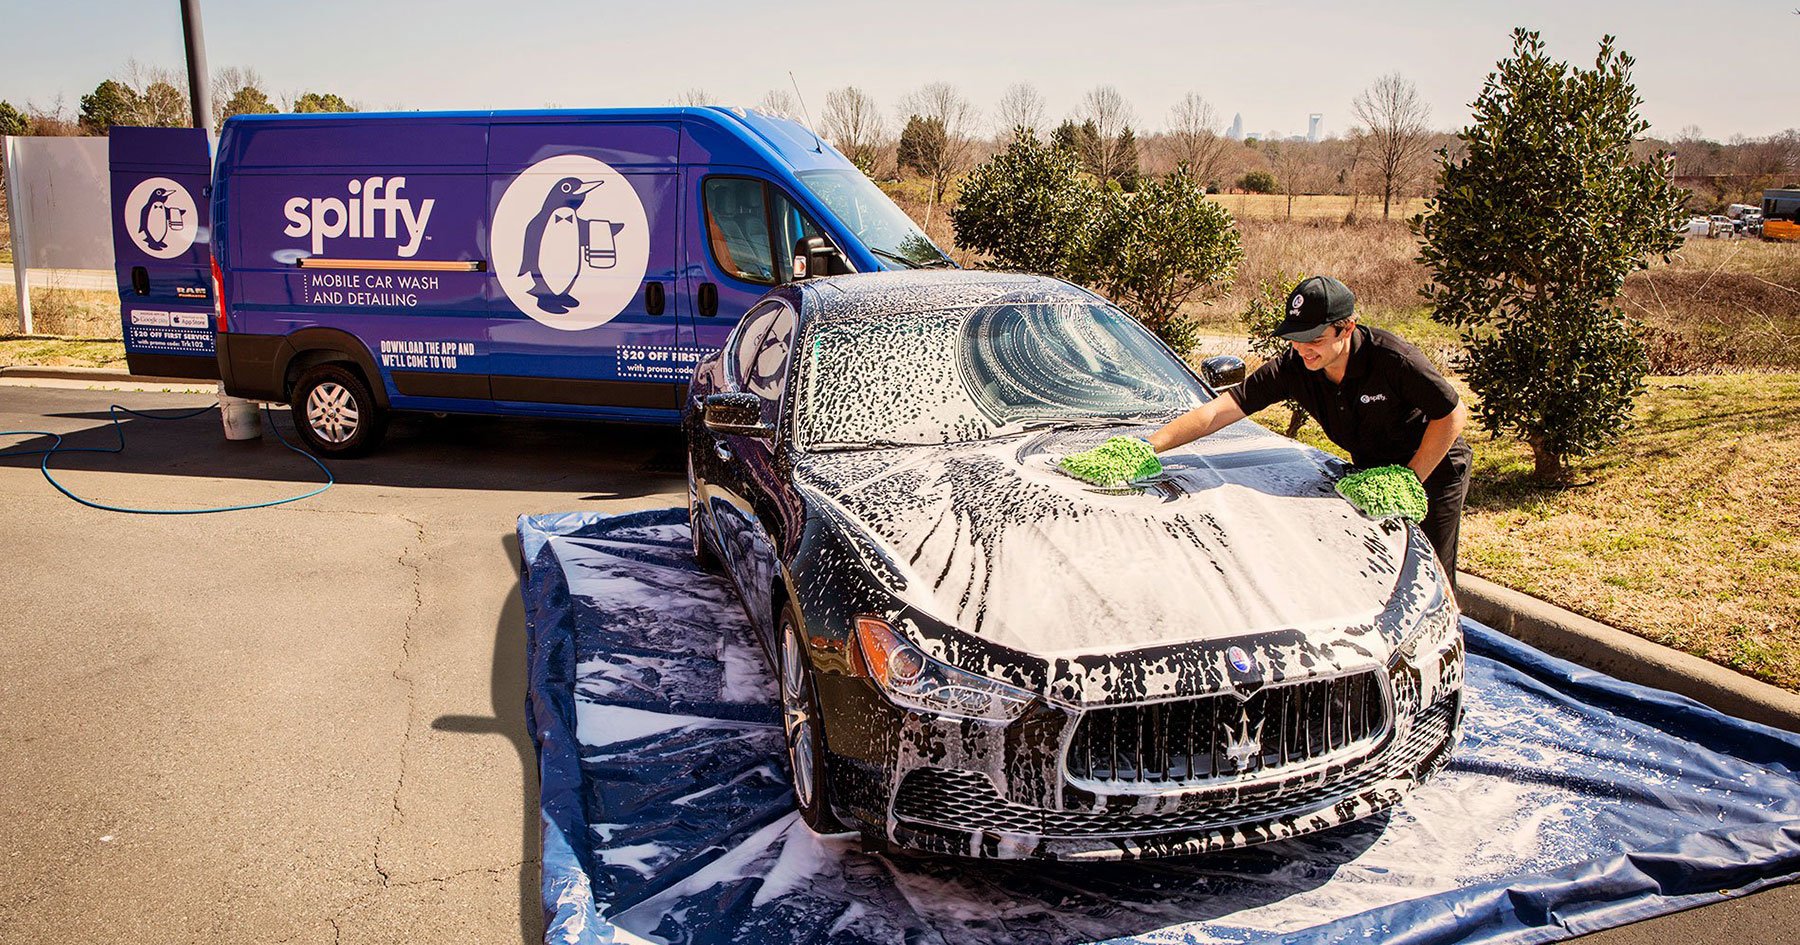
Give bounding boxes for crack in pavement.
[373,511,428,888]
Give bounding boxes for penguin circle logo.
[492,154,650,331]
[123,177,198,259]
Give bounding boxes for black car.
[684,271,1463,860]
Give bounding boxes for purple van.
[109,109,951,455]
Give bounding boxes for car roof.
[797,270,1104,324]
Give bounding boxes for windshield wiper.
[1001,416,1168,435]
[869,248,923,270]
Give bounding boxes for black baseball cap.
[1275,275,1356,342]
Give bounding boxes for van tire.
[291,364,387,458]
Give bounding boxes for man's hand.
[1148,397,1248,453]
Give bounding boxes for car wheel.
[687,455,720,572]
[290,363,387,458]
[779,604,843,833]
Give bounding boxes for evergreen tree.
[0,100,28,137]
[220,86,278,122]
[1115,125,1140,192]
[896,114,946,183]
[1417,29,1687,481]
[292,92,353,113]
[79,79,142,134]
[951,129,1094,278]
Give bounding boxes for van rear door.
[109,127,218,379]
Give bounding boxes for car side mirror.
[1201,355,1246,392]
[704,391,773,438]
[792,236,848,280]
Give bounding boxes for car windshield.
[797,299,1206,450]
[797,169,951,268]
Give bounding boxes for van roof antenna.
[789,71,823,153]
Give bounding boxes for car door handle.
[699,282,719,317]
[714,441,732,463]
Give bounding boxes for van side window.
[771,191,827,283]
[704,178,775,284]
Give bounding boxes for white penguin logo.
[492,155,649,331]
[123,177,199,259]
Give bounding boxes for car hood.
[793,422,1409,660]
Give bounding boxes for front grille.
[1066,671,1388,786]
[893,695,1457,839]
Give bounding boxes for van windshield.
[797,169,952,269]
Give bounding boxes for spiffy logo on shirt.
[1360,393,1388,404]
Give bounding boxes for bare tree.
[1075,85,1136,186]
[995,82,1045,138]
[1163,91,1230,187]
[1351,73,1432,219]
[756,88,798,119]
[1265,140,1316,220]
[671,87,714,107]
[821,86,884,173]
[898,82,979,214]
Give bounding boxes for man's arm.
[1408,401,1468,482]
[1148,397,1247,453]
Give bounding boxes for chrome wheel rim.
[780,620,817,810]
[305,382,359,444]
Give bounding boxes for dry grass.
[1210,193,1430,223]
[0,283,121,339]
[1259,374,1800,691]
[0,335,125,368]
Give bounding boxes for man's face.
[1290,320,1355,372]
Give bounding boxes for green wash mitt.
[1336,465,1428,522]
[1059,436,1163,487]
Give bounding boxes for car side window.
[732,300,797,418]
[703,177,775,285]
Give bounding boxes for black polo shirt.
[1229,325,1472,483]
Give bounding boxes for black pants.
[1421,444,1472,591]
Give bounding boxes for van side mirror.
[704,391,773,438]
[792,236,848,280]
[1201,355,1246,392]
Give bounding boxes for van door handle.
[643,281,665,316]
[698,282,719,317]
[130,266,150,296]
[713,441,732,463]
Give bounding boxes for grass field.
[1210,193,1430,223]
[1257,374,1800,691]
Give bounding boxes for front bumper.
[824,632,1465,861]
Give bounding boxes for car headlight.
[854,615,1034,722]
[1396,584,1462,709]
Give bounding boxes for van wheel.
[291,364,387,458]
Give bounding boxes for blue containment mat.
[518,509,1800,945]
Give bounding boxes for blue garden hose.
[0,403,333,514]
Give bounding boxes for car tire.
[290,363,387,458]
[687,455,721,572]
[779,603,844,834]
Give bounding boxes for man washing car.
[1101,276,1473,586]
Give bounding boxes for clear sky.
[3,0,1795,139]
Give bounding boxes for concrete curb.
[1458,573,1800,733]
[0,365,186,384]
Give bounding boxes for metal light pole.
[179,0,259,439]
[180,0,212,133]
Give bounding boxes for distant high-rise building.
[1228,113,1243,141]
[1308,113,1323,143]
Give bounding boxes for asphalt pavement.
[0,383,1793,944]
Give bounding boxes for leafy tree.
[0,100,27,137]
[1416,29,1686,482]
[1240,272,1309,437]
[79,79,142,134]
[140,81,190,127]
[1237,169,1276,193]
[292,92,353,114]
[1085,165,1242,358]
[221,86,277,121]
[950,129,1094,278]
